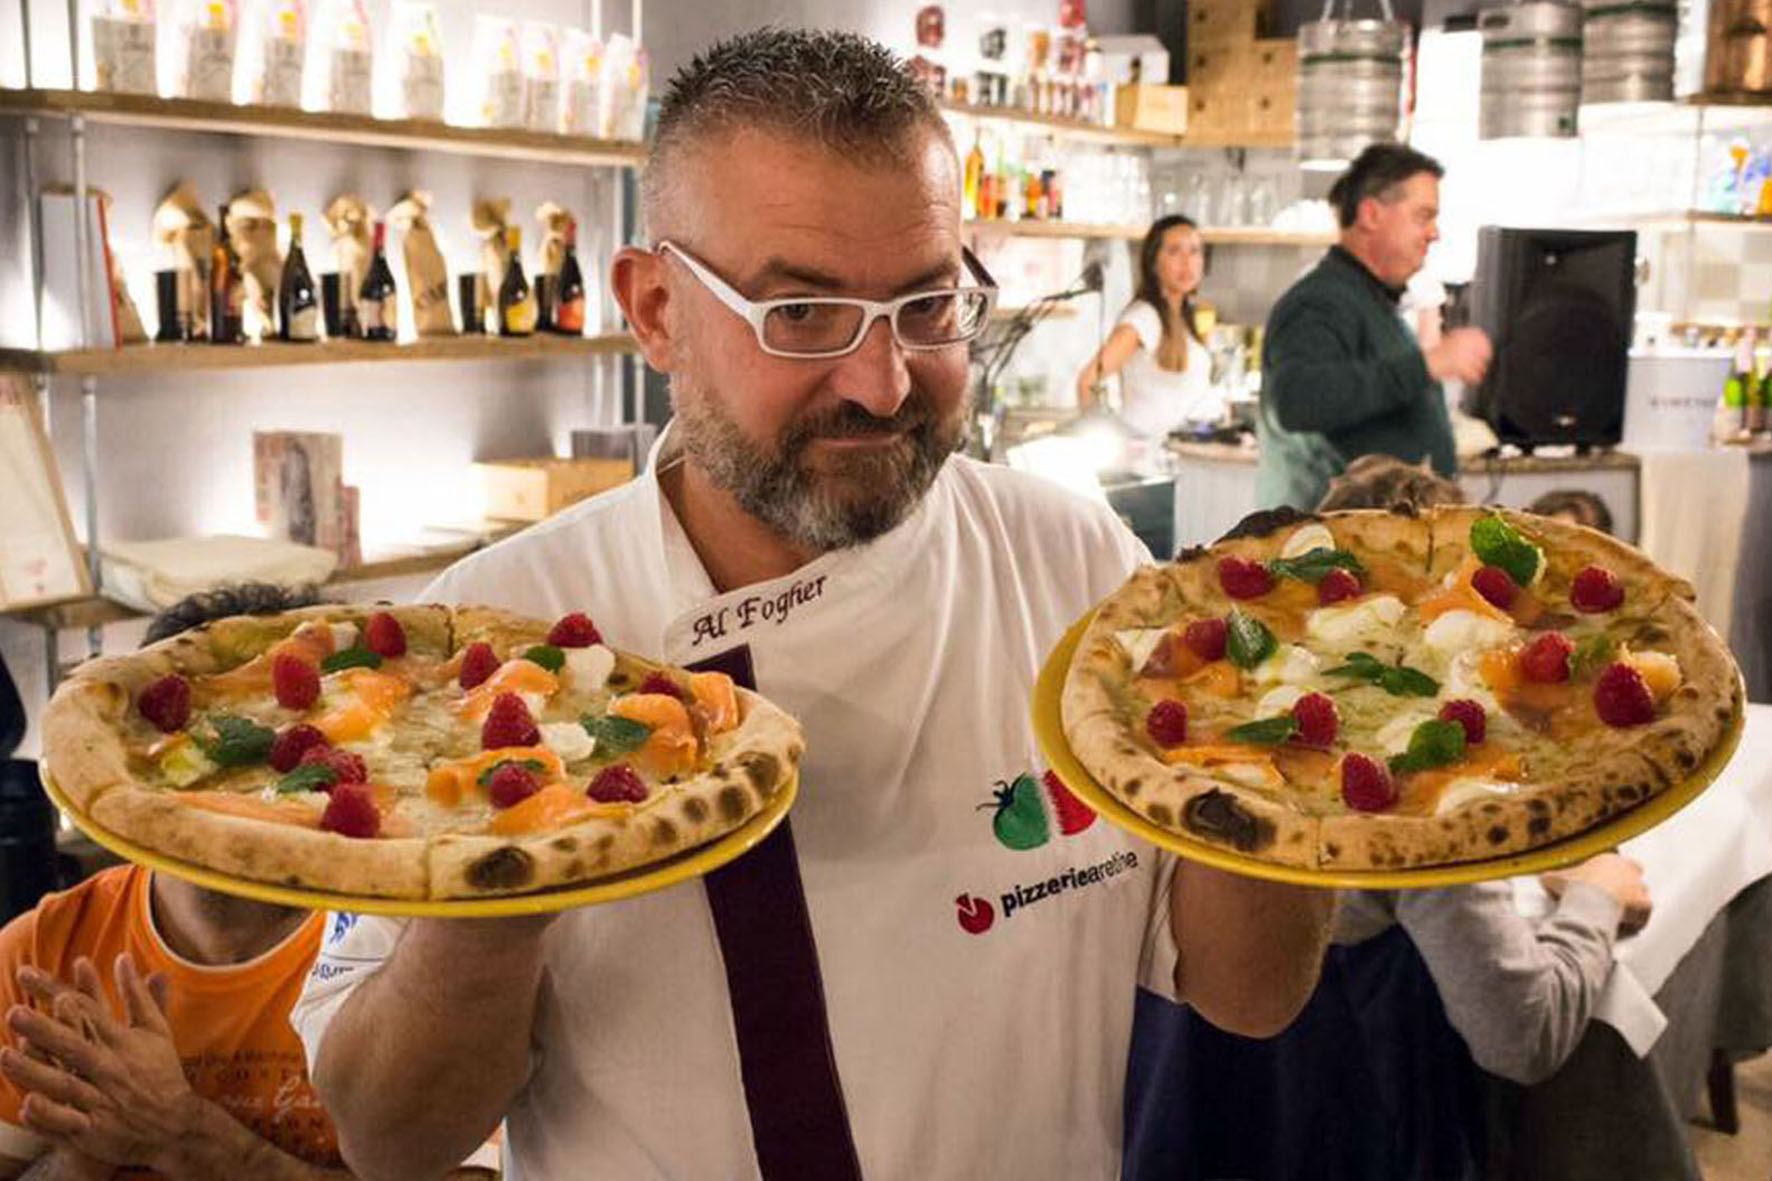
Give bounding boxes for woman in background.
[1075,215,1221,437]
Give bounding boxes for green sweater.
[1255,246,1456,511]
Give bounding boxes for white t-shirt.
[292,441,1181,1180]
[1115,300,1220,437]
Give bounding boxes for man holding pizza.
[294,29,1335,1180]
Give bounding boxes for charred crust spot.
[467,847,535,891]
[1173,544,1210,564]
[550,837,577,853]
[738,752,781,795]
[1147,803,1174,827]
[1718,706,1735,721]
[562,859,586,879]
[716,785,751,823]
[1618,783,1646,803]
[1527,797,1550,816]
[1324,842,1341,859]
[651,818,679,847]
[594,833,615,852]
[1386,502,1420,519]
[1480,802,1502,815]
[1528,815,1550,836]
[1675,749,1697,769]
[1182,790,1275,852]
[607,672,632,688]
[682,796,709,824]
[1123,777,1143,798]
[1487,825,1509,846]
[1216,506,1318,544]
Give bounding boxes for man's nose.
[826,316,912,419]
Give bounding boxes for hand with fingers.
[0,953,195,1175]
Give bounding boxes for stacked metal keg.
[1480,2,1584,138]
[1296,1,1411,167]
[1581,0,1678,103]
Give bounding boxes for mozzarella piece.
[1423,609,1515,659]
[1434,779,1521,817]
[1280,523,1336,559]
[1115,629,1169,672]
[539,720,597,763]
[1219,762,1283,791]
[1305,595,1405,646]
[1377,710,1439,755]
[1252,644,1321,686]
[1257,684,1308,716]
[564,644,617,694]
[327,622,359,652]
[519,690,552,716]
[1444,651,1505,714]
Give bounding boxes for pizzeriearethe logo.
[956,770,1101,936]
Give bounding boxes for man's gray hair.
[642,27,952,235]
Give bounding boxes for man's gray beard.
[672,376,969,552]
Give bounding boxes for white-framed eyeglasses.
[656,239,999,360]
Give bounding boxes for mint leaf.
[322,646,383,674]
[477,757,547,787]
[522,644,566,674]
[193,715,276,767]
[1470,516,1542,588]
[1326,652,1385,682]
[1227,715,1299,744]
[1389,719,1468,774]
[276,763,338,794]
[1379,666,1441,697]
[581,714,652,756]
[1571,633,1616,679]
[1266,547,1366,585]
[1225,610,1277,670]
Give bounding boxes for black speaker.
[1462,227,1637,450]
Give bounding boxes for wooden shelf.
[0,88,649,167]
[1685,92,1772,109]
[1178,128,1295,150]
[8,523,528,631]
[966,220,1330,246]
[940,99,1180,147]
[0,333,639,376]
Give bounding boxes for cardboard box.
[1189,0,1266,46]
[474,457,633,522]
[1115,83,1189,135]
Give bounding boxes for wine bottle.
[278,212,319,343]
[359,220,398,342]
[209,204,245,345]
[552,218,586,336]
[498,226,536,337]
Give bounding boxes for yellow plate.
[1034,609,1745,888]
[42,772,797,917]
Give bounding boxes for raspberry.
[481,692,541,749]
[1519,632,1574,684]
[638,673,686,701]
[1594,662,1656,727]
[271,723,330,772]
[1184,619,1228,663]
[1571,566,1624,614]
[1291,692,1339,747]
[1471,565,1518,610]
[1316,568,1361,606]
[137,675,191,733]
[546,612,602,648]
[364,611,407,658]
[1340,754,1396,812]
[588,763,648,803]
[1438,699,1488,746]
[320,783,380,838]
[298,745,367,786]
[458,642,500,691]
[1145,700,1189,748]
[272,653,321,711]
[486,761,543,809]
[1217,557,1274,600]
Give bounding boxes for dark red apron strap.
[690,646,864,1180]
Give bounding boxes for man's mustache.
[789,397,932,442]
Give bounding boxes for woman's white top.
[1113,300,1220,437]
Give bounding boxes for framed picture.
[0,375,91,610]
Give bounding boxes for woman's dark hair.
[1132,214,1206,362]
[143,582,326,645]
[1526,489,1614,536]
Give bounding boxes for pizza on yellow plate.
[43,605,802,899]
[1061,507,1742,872]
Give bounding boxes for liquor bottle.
[1750,330,1770,436]
[498,226,537,337]
[278,212,319,342]
[358,219,398,342]
[209,204,245,345]
[552,219,586,335]
[963,133,984,220]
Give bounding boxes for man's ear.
[611,246,676,373]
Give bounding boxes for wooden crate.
[1188,0,1268,46]
[1190,38,1296,94]
[1186,85,1295,137]
[1115,83,1189,135]
[474,457,633,521]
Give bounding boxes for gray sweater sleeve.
[1394,881,1624,1085]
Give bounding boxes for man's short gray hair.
[642,27,952,236]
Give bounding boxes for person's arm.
[1076,323,1145,407]
[1263,295,1435,436]
[13,1148,114,1180]
[0,957,350,1181]
[1394,868,1635,1086]
[1169,863,1336,1037]
[311,916,552,1181]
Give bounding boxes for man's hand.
[1423,326,1493,385]
[1541,853,1652,935]
[0,955,194,1174]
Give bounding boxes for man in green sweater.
[1256,144,1493,510]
